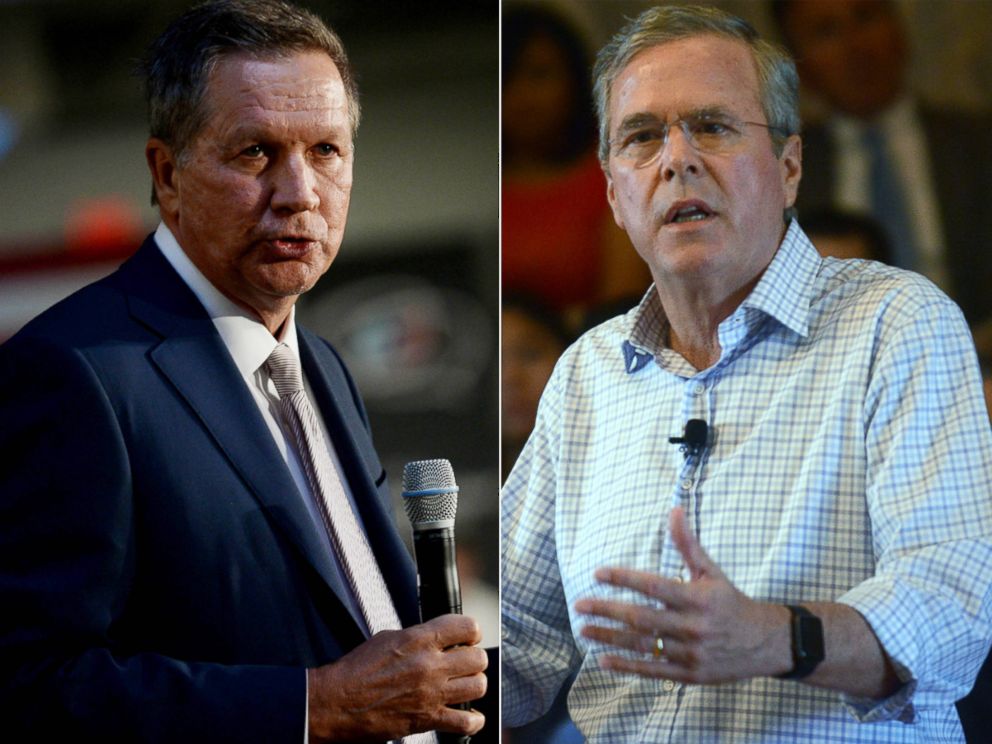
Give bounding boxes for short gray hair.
[141,0,359,176]
[593,5,800,165]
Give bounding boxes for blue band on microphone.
[402,487,460,498]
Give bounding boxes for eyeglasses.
[609,113,787,168]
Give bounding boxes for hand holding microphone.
[305,459,486,743]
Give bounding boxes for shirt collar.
[621,220,821,374]
[738,219,820,339]
[153,222,300,378]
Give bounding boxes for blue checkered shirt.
[501,221,992,742]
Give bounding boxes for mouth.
[663,200,715,226]
[263,235,320,255]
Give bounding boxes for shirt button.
[680,478,693,490]
[673,576,684,584]
[692,382,705,396]
[663,680,676,692]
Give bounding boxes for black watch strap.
[777,604,825,680]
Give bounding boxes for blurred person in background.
[801,208,893,263]
[501,293,571,481]
[502,4,649,330]
[771,0,992,326]
[501,293,581,744]
[0,1,492,741]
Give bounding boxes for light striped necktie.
[266,343,401,635]
[266,344,440,744]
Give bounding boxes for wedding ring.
[653,636,665,658]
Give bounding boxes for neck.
[221,290,294,337]
[655,278,757,371]
[255,303,294,338]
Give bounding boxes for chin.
[255,260,329,296]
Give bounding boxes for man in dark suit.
[771,0,992,326]
[0,1,488,741]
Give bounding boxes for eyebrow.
[223,125,350,146]
[613,105,738,138]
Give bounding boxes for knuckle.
[471,672,488,698]
[472,646,489,671]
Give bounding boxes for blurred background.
[0,0,498,643]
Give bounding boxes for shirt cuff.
[841,678,918,724]
[836,581,920,723]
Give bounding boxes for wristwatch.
[777,604,824,680]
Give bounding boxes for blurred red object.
[64,196,145,257]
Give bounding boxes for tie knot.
[266,343,303,398]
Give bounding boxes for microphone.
[668,419,709,456]
[402,459,470,744]
[403,458,463,620]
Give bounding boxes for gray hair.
[141,0,358,193]
[593,5,800,164]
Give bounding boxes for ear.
[145,137,180,216]
[604,165,626,231]
[779,134,802,210]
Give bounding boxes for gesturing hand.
[575,506,790,684]
[307,614,488,742]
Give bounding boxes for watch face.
[777,605,825,679]
[797,614,825,663]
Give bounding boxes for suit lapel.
[117,239,368,636]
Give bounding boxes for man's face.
[783,0,907,118]
[150,50,353,323]
[604,35,801,296]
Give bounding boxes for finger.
[669,506,721,581]
[598,653,696,683]
[433,704,486,736]
[442,671,488,705]
[441,644,489,677]
[421,614,483,648]
[580,622,663,656]
[586,567,689,608]
[574,597,664,633]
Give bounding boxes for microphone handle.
[412,528,470,744]
[413,527,462,619]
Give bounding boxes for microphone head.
[684,419,708,447]
[402,459,459,530]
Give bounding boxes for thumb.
[669,506,721,581]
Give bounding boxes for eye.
[240,144,265,158]
[692,119,732,137]
[621,128,662,149]
[313,143,339,157]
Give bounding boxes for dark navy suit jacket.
[798,105,992,325]
[0,235,421,741]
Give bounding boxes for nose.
[658,122,701,182]
[270,153,320,213]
